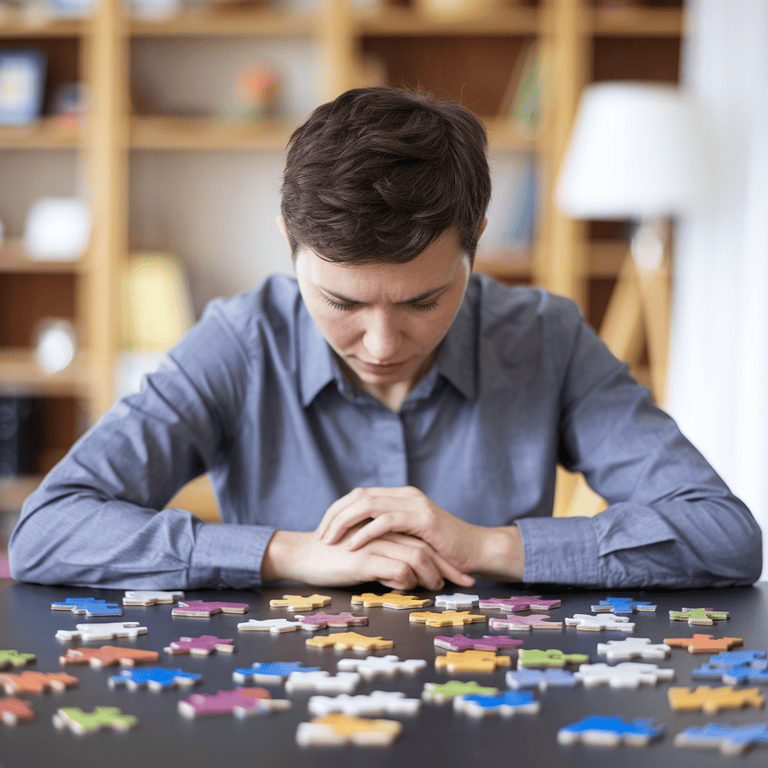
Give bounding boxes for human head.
[280,87,491,266]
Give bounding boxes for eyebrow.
[319,283,451,306]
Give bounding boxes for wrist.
[261,530,307,583]
[475,525,524,581]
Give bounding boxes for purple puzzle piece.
[164,635,235,655]
[172,601,249,617]
[489,614,561,630]
[434,635,524,652]
[178,688,275,718]
[478,596,561,613]
[297,612,368,628]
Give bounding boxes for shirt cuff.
[515,515,600,586]
[189,522,276,589]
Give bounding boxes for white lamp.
[555,82,713,402]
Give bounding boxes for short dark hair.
[280,87,491,265]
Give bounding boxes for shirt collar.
[297,280,478,407]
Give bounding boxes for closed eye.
[324,296,357,311]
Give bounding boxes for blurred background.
[1,0,766,579]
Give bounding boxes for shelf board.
[0,476,40,513]
[356,6,540,36]
[0,239,84,273]
[590,7,683,37]
[129,8,317,37]
[0,14,84,37]
[130,116,295,150]
[0,118,82,149]
[0,349,90,397]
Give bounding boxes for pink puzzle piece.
[488,614,562,631]
[172,601,249,617]
[164,635,235,656]
[0,698,35,725]
[434,635,524,652]
[478,596,562,612]
[178,688,290,718]
[296,613,369,629]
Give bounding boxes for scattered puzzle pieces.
[172,601,248,617]
[564,614,635,632]
[122,590,184,606]
[674,722,768,755]
[488,614,562,631]
[351,592,432,610]
[664,634,743,654]
[0,671,78,694]
[478,596,562,612]
[60,646,160,668]
[269,594,332,612]
[305,632,393,651]
[237,618,303,633]
[434,650,512,674]
[0,698,35,725]
[518,649,589,669]
[591,597,656,614]
[109,667,202,691]
[294,612,368,630]
[422,680,498,704]
[669,607,730,625]
[164,635,235,656]
[434,634,523,652]
[308,691,421,717]
[558,715,664,747]
[285,671,361,694]
[668,686,765,713]
[53,706,137,734]
[434,593,480,610]
[0,651,35,669]
[51,598,122,617]
[575,662,675,688]
[337,655,427,679]
[597,637,671,661]
[296,714,402,746]
[178,688,290,718]
[233,661,321,684]
[506,669,578,690]
[454,690,540,718]
[409,611,486,628]
[55,622,148,642]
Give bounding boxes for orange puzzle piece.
[668,686,765,714]
[434,650,512,674]
[296,713,402,746]
[351,593,433,610]
[306,632,394,651]
[0,671,78,695]
[409,611,486,628]
[60,646,160,668]
[663,634,743,654]
[0,698,35,725]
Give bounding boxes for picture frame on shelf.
[0,48,46,126]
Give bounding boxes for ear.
[477,217,489,241]
[276,215,289,244]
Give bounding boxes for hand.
[315,486,523,582]
[261,527,472,591]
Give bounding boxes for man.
[9,88,761,590]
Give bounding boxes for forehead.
[297,229,468,301]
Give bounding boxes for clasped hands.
[262,486,524,590]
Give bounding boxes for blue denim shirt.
[9,274,762,589]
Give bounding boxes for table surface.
[1,579,767,768]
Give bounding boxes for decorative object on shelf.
[228,64,280,122]
[34,318,77,375]
[499,40,549,136]
[51,82,88,123]
[23,196,92,261]
[0,48,46,125]
[556,82,713,407]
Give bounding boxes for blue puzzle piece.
[51,597,123,616]
[109,667,202,690]
[707,651,767,668]
[233,661,321,683]
[692,663,732,681]
[558,715,663,746]
[590,597,656,614]
[459,690,538,711]
[675,723,768,755]
[506,668,577,690]
[721,666,768,685]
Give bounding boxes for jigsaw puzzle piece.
[53,706,137,734]
[60,646,160,668]
[172,601,249,617]
[351,592,433,610]
[122,590,184,606]
[674,722,768,755]
[575,662,675,688]
[0,671,78,694]
[178,688,290,718]
[506,668,577,690]
[296,714,402,746]
[597,637,671,661]
[454,690,540,717]
[664,634,743,653]
[294,612,368,630]
[308,691,421,717]
[558,715,663,747]
[669,607,729,625]
[518,649,588,669]
[0,698,35,725]
[233,661,321,684]
[237,618,303,633]
[668,686,765,713]
[591,597,656,614]
[434,635,523,652]
[564,614,635,632]
[409,610,486,627]
[434,593,480,610]
[0,650,36,669]
[164,635,235,655]
[108,667,202,691]
[422,680,498,704]
[478,596,561,612]
[337,655,426,679]
[434,650,512,673]
[488,614,561,631]
[51,598,122,617]
[269,594,332,611]
[55,622,147,642]
[285,671,361,694]
[305,632,393,651]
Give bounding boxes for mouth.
[358,360,409,376]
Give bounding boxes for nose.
[362,309,403,362]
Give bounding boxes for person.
[9,87,762,591]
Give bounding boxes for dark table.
[1,578,767,768]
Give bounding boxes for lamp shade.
[555,82,712,220]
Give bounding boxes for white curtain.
[668,0,768,579]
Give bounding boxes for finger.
[343,513,412,551]
[320,494,410,545]
[364,538,446,591]
[357,553,420,592]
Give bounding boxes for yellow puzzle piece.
[305,632,394,651]
[409,611,487,628]
[434,650,512,673]
[351,593,433,609]
[296,713,402,746]
[269,594,332,611]
[668,686,765,714]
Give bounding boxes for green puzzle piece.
[0,650,36,668]
[670,608,729,623]
[423,680,498,702]
[54,707,137,734]
[518,649,590,668]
